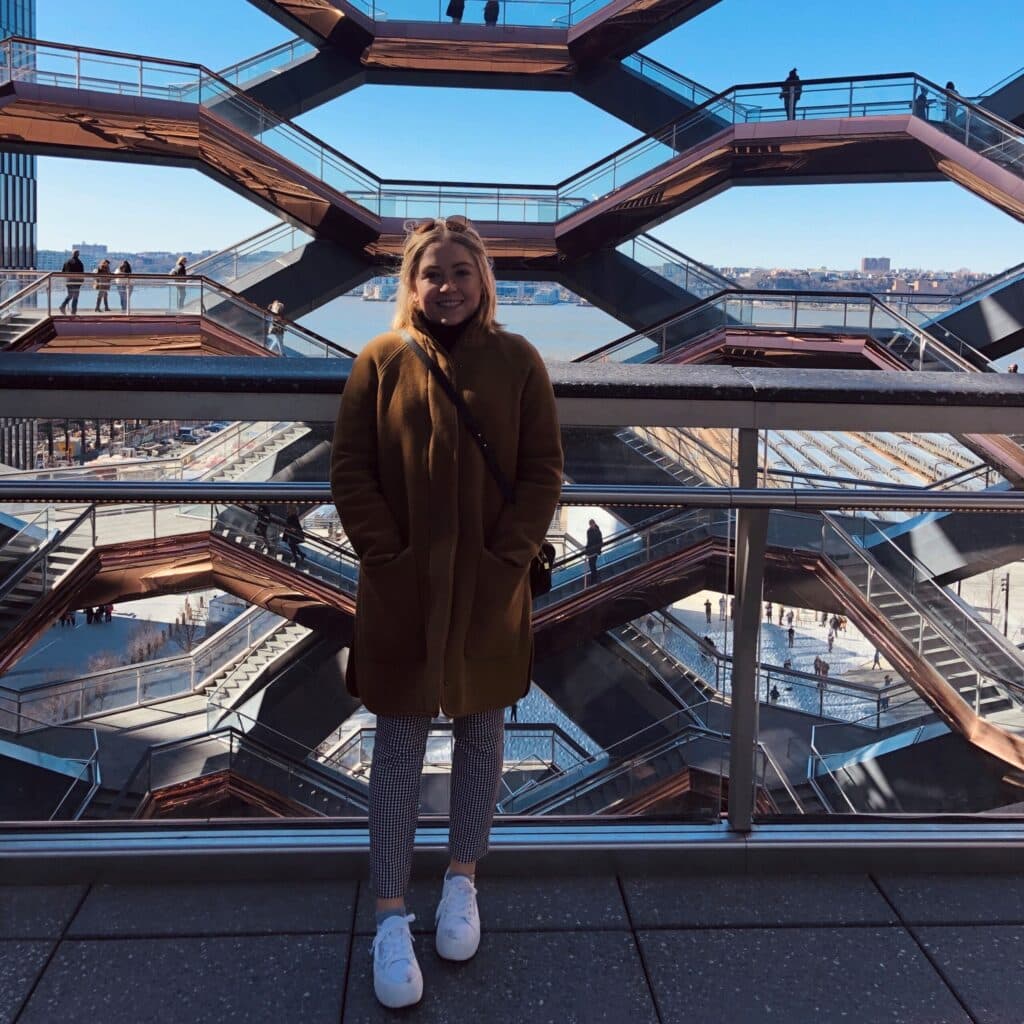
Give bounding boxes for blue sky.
[30,0,1024,271]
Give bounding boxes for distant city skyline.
[29,0,1024,272]
[34,242,1001,279]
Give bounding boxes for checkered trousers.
[369,708,506,899]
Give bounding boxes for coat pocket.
[356,548,424,662]
[465,548,529,659]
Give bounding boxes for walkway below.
[2,865,1022,1022]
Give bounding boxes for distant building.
[0,0,36,270]
[861,257,891,273]
[72,242,110,266]
[35,250,65,271]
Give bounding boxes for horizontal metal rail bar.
[1,481,1023,512]
[3,358,1024,433]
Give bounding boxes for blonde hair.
[392,218,498,333]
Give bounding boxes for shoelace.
[439,878,477,925]
[371,913,417,965]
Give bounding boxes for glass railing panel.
[216,39,317,89]
[979,65,1024,98]
[189,224,312,285]
[916,80,1024,175]
[623,236,732,301]
[0,40,382,212]
[3,273,349,359]
[844,514,1024,688]
[554,74,1024,223]
[8,475,1024,825]
[0,506,94,636]
[1,604,287,734]
[0,507,54,575]
[364,0,570,27]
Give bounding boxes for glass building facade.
[0,0,36,270]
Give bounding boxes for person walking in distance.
[170,255,188,310]
[284,503,306,563]
[719,595,727,621]
[58,249,84,315]
[93,258,112,312]
[704,598,712,624]
[114,259,133,312]
[585,518,603,585]
[780,68,802,120]
[266,299,286,355]
[765,601,773,623]
[445,0,464,20]
[872,648,882,670]
[331,215,562,1009]
[254,503,271,553]
[787,625,795,649]
[777,604,785,626]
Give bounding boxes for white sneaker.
[435,874,481,961]
[371,913,423,1008]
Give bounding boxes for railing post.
[728,427,768,834]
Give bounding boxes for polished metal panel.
[568,0,718,64]
[556,120,954,255]
[366,26,573,77]
[248,0,373,53]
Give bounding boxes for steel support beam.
[728,428,768,833]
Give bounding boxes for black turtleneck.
[413,310,470,354]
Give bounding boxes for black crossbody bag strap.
[400,330,516,505]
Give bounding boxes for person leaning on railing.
[169,255,188,310]
[114,259,132,313]
[93,258,112,313]
[331,214,563,1009]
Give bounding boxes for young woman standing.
[331,216,562,1008]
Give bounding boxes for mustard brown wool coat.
[330,324,564,718]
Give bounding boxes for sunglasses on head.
[411,215,471,235]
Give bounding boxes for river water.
[298,296,627,361]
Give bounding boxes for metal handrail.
[609,626,712,724]
[0,503,94,605]
[979,65,1024,98]
[0,36,382,188]
[577,287,995,367]
[5,481,1024,513]
[558,70,1024,197]
[7,41,1022,223]
[828,512,1024,691]
[0,696,101,820]
[821,514,1024,705]
[806,691,940,813]
[0,605,283,726]
[0,271,354,357]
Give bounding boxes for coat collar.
[404,320,493,357]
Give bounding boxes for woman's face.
[412,240,483,326]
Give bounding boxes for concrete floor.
[3,867,1023,1023]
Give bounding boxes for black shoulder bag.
[400,330,555,597]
